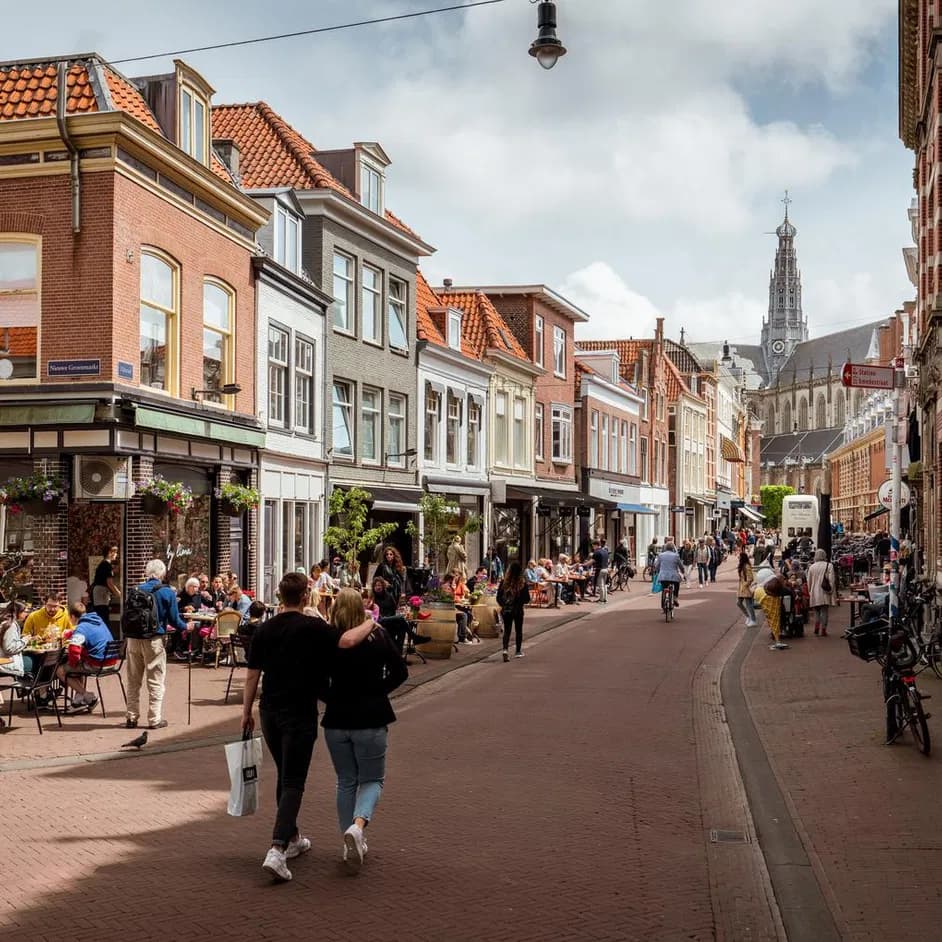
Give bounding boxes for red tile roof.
[103,70,162,133]
[416,270,446,347]
[439,288,528,362]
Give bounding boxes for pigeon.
[122,731,148,750]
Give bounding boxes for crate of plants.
[845,618,889,662]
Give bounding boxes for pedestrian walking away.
[241,572,375,883]
[736,549,757,627]
[806,549,839,636]
[122,559,188,730]
[655,541,685,611]
[322,588,408,874]
[497,561,530,661]
[592,539,610,603]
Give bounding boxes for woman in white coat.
[806,549,838,637]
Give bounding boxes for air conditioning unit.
[73,456,132,500]
[905,364,920,379]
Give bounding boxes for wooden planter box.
[220,499,242,518]
[140,494,168,516]
[415,601,455,659]
[21,498,61,516]
[472,600,500,638]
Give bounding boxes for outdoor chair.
[64,639,127,718]
[225,634,249,704]
[6,649,63,734]
[528,583,549,608]
[212,611,242,669]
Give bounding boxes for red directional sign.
[840,362,895,390]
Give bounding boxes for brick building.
[829,428,888,533]
[0,55,267,618]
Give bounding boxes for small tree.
[406,493,482,574]
[760,484,795,529]
[323,487,398,570]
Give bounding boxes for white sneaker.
[285,834,311,859]
[262,847,292,882]
[514,651,525,658]
[343,824,365,873]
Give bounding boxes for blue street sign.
[117,361,134,380]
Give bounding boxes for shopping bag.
[651,575,662,594]
[226,733,262,817]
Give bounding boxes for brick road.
[0,566,775,942]
[741,613,942,940]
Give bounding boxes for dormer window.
[180,85,209,165]
[447,310,462,350]
[274,204,302,275]
[360,163,383,214]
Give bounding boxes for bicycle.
[845,619,932,755]
[661,581,674,622]
[897,582,942,681]
[609,560,635,593]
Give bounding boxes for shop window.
[140,250,179,393]
[0,237,39,381]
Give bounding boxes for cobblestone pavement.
[741,606,942,940]
[0,565,769,942]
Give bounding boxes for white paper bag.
[226,735,262,817]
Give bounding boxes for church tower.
[760,193,808,378]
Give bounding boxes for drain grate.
[709,829,750,844]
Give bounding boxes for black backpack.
[121,584,160,639]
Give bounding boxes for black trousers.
[502,610,524,654]
[379,615,411,653]
[259,706,317,847]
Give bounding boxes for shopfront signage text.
[47,358,101,377]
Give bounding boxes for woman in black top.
[497,561,530,662]
[375,546,405,604]
[90,544,119,627]
[323,588,405,874]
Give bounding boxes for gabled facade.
[415,272,492,572]
[213,102,435,565]
[0,54,268,610]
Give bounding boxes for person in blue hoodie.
[56,602,116,714]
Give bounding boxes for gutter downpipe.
[56,61,81,234]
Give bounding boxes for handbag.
[821,564,832,594]
[651,575,662,594]
[373,626,409,693]
[226,731,262,817]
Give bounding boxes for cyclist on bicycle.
[655,540,685,610]
[646,538,659,578]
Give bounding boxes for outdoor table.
[181,612,217,724]
[838,595,870,629]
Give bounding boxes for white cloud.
[563,262,662,339]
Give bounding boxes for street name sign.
[877,479,910,509]
[840,362,894,390]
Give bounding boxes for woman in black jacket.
[497,561,530,662]
[323,588,406,874]
[374,545,406,604]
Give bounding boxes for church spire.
[761,192,808,378]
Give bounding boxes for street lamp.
[529,1,567,70]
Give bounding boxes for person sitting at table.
[362,588,380,622]
[178,577,204,613]
[57,602,117,713]
[237,600,267,655]
[173,577,211,660]
[22,594,70,642]
[0,601,32,689]
[340,559,363,591]
[372,577,430,653]
[208,574,228,611]
[554,555,576,605]
[467,565,489,594]
[227,584,252,625]
[441,572,475,645]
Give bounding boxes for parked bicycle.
[609,560,635,593]
[845,618,931,755]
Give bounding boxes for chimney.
[443,278,454,289]
[213,138,240,178]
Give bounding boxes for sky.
[1,0,915,347]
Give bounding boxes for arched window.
[815,394,826,429]
[140,250,179,392]
[203,279,235,403]
[834,392,846,426]
[782,399,792,432]
[798,396,809,430]
[0,235,40,381]
[766,402,776,434]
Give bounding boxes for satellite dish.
[0,359,13,380]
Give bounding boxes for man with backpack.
[123,558,188,730]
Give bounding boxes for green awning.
[0,403,96,426]
[135,407,264,448]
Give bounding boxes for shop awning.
[864,506,888,521]
[686,495,714,507]
[333,484,423,513]
[617,503,658,515]
[505,484,583,506]
[720,435,745,462]
[424,476,490,497]
[737,505,765,522]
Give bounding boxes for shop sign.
[607,485,626,498]
[684,507,695,516]
[558,506,574,517]
[536,504,552,516]
[877,479,910,509]
[47,358,101,377]
[671,505,686,514]
[576,506,592,518]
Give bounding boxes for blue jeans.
[324,726,388,831]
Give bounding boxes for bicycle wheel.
[885,679,904,744]
[905,685,931,756]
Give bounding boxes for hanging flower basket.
[217,482,260,516]
[140,493,169,516]
[0,472,67,516]
[21,498,61,516]
[138,476,193,516]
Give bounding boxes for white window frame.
[360,162,383,214]
[0,236,40,383]
[610,415,618,472]
[601,414,609,472]
[495,391,509,466]
[553,325,566,378]
[590,410,599,467]
[446,391,462,466]
[551,404,572,463]
[294,336,314,435]
[513,397,527,469]
[467,397,481,469]
[629,423,638,475]
[447,311,462,350]
[388,277,408,351]
[387,393,406,468]
[535,403,545,462]
[361,386,381,465]
[274,205,301,274]
[332,379,355,459]
[620,421,628,474]
[424,386,441,464]
[140,249,179,395]
[267,324,289,429]
[179,85,208,165]
[361,264,382,345]
[534,315,544,368]
[332,252,354,334]
[201,279,235,406]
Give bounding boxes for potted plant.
[0,472,67,516]
[323,487,398,573]
[138,475,194,516]
[405,493,481,577]
[218,481,260,517]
